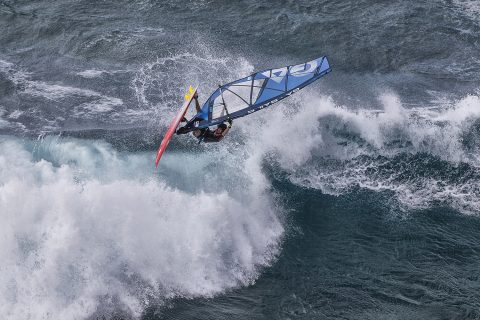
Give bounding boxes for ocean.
[1,0,480,319]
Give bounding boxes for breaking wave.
[0,136,283,319]
[242,90,480,214]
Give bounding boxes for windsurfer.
[179,91,232,142]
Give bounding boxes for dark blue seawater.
[1,1,480,319]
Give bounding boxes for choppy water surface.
[1,1,480,319]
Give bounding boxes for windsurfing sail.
[181,56,331,131]
[155,85,197,167]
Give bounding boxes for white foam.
[7,110,23,119]
[0,60,96,102]
[76,69,107,78]
[23,81,110,102]
[0,137,283,319]
[0,59,127,129]
[73,96,123,117]
[454,0,480,22]
[251,90,480,214]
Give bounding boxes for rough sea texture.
[1,1,480,319]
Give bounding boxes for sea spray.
[0,137,283,319]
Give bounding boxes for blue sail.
[186,56,331,130]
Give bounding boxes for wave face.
[1,0,480,319]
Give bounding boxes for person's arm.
[220,122,232,137]
[193,92,201,113]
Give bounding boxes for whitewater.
[1,0,480,319]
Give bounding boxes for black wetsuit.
[177,119,228,142]
[198,128,222,142]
